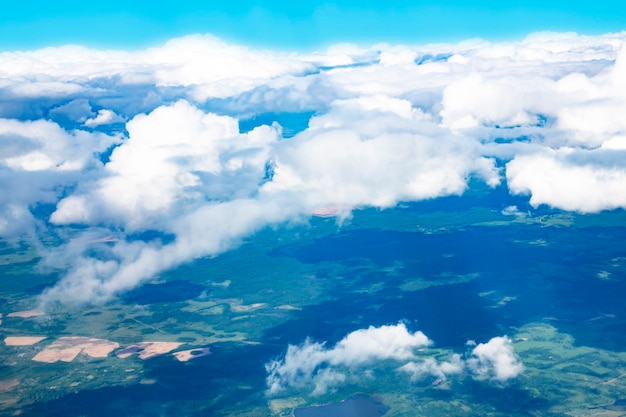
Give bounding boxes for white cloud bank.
[265,324,522,396]
[0,31,622,303]
[39,96,499,304]
[507,148,626,212]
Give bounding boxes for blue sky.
[2,1,626,51]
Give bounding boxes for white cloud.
[601,135,626,150]
[0,118,119,238]
[84,109,124,127]
[326,323,432,365]
[263,97,501,211]
[501,205,524,216]
[265,323,432,396]
[466,336,524,383]
[51,100,279,230]
[0,204,37,238]
[50,99,95,123]
[42,196,303,304]
[44,96,501,303]
[400,336,523,385]
[0,118,119,172]
[310,369,347,397]
[6,81,87,98]
[440,73,557,130]
[145,35,313,94]
[266,326,522,396]
[0,35,314,102]
[506,148,626,213]
[399,355,465,382]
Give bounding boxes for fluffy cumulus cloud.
[506,148,626,212]
[84,109,124,127]
[0,118,117,172]
[265,324,522,396]
[0,31,623,303]
[0,118,119,237]
[50,100,280,229]
[265,323,432,395]
[263,96,500,210]
[466,336,524,383]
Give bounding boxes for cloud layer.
[0,31,624,303]
[265,324,522,396]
